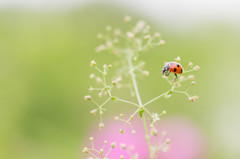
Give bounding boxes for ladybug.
[162,62,183,79]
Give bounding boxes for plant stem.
[143,114,153,159]
[127,54,153,159]
[127,55,142,106]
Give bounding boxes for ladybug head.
[162,64,170,76]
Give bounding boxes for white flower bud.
[120,143,126,150]
[84,95,91,101]
[143,71,149,76]
[191,81,196,85]
[103,64,107,69]
[90,74,95,79]
[111,142,116,148]
[120,129,124,134]
[90,60,96,67]
[150,127,158,136]
[175,56,181,62]
[100,149,104,153]
[82,147,89,153]
[188,61,194,67]
[90,109,97,115]
[159,39,165,45]
[193,65,200,71]
[99,122,104,129]
[89,137,94,141]
[88,86,93,92]
[132,130,136,134]
[188,75,195,80]
[96,77,102,83]
[114,116,119,120]
[165,138,171,144]
[120,155,124,159]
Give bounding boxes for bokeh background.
[1,0,240,159]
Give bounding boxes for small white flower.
[152,113,160,123]
[159,39,165,45]
[90,60,96,67]
[175,56,181,62]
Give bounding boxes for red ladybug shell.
[169,62,183,74]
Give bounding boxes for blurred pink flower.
[84,116,207,159]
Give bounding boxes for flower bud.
[120,143,126,150]
[165,138,171,144]
[143,71,149,76]
[114,116,119,120]
[82,147,89,153]
[194,65,200,71]
[90,74,95,79]
[159,39,165,45]
[84,95,92,101]
[132,130,136,134]
[175,56,181,62]
[120,129,124,134]
[89,137,94,141]
[188,61,193,67]
[188,75,195,80]
[191,81,196,85]
[120,155,124,159]
[111,142,116,148]
[90,60,96,67]
[100,149,104,153]
[90,109,97,115]
[150,127,158,136]
[99,122,104,129]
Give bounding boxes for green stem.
[143,114,153,159]
[127,54,153,159]
[127,55,143,106]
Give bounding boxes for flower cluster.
[83,16,200,159]
[82,137,116,159]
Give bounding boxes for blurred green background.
[1,1,240,159]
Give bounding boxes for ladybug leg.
[174,73,178,80]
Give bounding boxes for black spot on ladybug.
[181,68,183,73]
[174,68,177,72]
[169,62,174,65]
[177,64,180,67]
